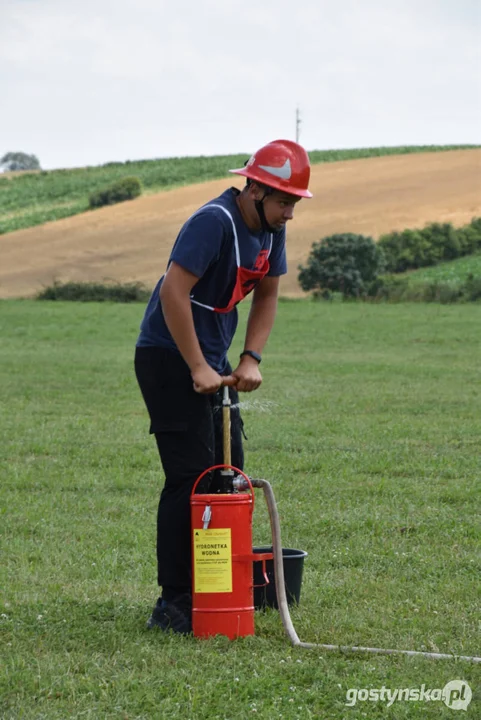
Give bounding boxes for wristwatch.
[240,350,262,364]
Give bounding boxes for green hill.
[0,144,477,235]
[403,251,481,285]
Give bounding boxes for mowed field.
[0,149,480,299]
[1,300,480,719]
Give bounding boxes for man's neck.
[236,190,261,232]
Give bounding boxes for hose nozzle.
[232,475,250,491]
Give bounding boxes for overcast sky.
[1,0,480,170]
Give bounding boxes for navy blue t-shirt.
[136,188,287,372]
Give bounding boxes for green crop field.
[1,300,480,719]
[403,252,481,285]
[0,144,477,235]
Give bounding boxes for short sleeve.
[170,211,226,278]
[267,227,288,276]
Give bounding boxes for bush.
[378,227,443,272]
[457,220,481,256]
[298,233,385,298]
[89,176,142,209]
[462,274,481,301]
[365,274,481,303]
[422,281,463,304]
[37,280,150,302]
[366,274,410,301]
[367,277,451,303]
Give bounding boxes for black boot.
[146,593,192,635]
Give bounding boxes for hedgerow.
[89,176,142,209]
[378,218,481,272]
[36,281,150,302]
[365,273,481,303]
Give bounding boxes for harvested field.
[0,149,480,298]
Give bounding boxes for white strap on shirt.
[189,202,273,311]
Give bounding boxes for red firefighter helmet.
[229,139,313,199]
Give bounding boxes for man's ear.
[248,182,264,202]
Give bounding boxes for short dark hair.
[245,178,273,195]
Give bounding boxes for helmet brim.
[229,168,313,199]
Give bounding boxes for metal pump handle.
[222,385,231,467]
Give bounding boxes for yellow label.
[193,528,232,593]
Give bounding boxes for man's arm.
[160,262,235,393]
[232,275,280,392]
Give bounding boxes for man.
[135,139,312,633]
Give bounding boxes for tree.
[0,152,41,172]
[298,233,385,298]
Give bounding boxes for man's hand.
[232,355,263,392]
[192,364,237,394]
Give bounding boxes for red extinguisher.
[190,386,272,639]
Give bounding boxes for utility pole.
[295,107,301,143]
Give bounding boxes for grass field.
[0,145,477,235]
[1,300,480,719]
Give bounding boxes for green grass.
[404,252,481,285]
[0,145,477,235]
[1,300,480,719]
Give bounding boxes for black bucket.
[252,546,308,610]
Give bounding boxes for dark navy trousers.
[134,346,244,589]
